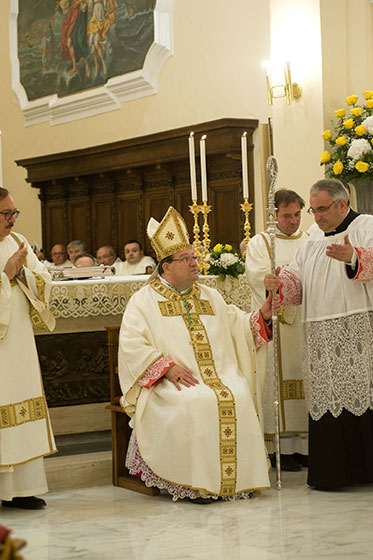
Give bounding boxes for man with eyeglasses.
[0,188,56,510]
[246,189,309,472]
[118,207,281,503]
[46,244,73,269]
[265,178,373,491]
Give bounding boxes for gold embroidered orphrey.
[0,396,47,429]
[151,278,238,497]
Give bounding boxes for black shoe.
[270,454,302,472]
[188,497,213,504]
[2,496,46,510]
[293,453,308,467]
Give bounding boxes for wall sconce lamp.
[263,61,302,105]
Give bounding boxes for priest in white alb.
[0,187,56,510]
[265,179,373,490]
[118,207,280,502]
[245,189,309,471]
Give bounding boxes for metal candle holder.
[240,197,253,245]
[188,200,212,275]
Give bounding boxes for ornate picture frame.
[10,0,174,126]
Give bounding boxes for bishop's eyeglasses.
[171,256,199,264]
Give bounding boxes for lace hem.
[304,311,373,420]
[354,247,373,283]
[280,269,302,306]
[126,431,253,501]
[138,356,175,388]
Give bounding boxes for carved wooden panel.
[36,331,110,407]
[116,190,143,258]
[144,185,174,256]
[91,195,115,253]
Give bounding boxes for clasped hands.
[4,243,27,281]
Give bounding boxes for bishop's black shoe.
[1,496,46,510]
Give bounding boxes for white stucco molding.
[9,0,174,127]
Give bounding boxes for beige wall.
[269,0,325,231]
[321,0,373,126]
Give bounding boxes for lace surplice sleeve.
[279,269,303,306]
[349,247,373,283]
[138,355,175,388]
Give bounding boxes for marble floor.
[2,469,373,559]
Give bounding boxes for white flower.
[361,115,373,134]
[204,253,214,264]
[219,253,239,267]
[347,138,372,161]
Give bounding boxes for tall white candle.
[200,135,207,202]
[241,132,249,199]
[188,132,197,201]
[0,131,3,187]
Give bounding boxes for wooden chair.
[105,326,159,496]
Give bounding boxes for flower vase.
[350,178,373,215]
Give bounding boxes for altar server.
[246,189,309,471]
[265,179,373,490]
[0,188,56,510]
[118,207,280,502]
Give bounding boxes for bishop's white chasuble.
[119,278,270,498]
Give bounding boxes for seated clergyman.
[115,240,156,275]
[47,244,73,269]
[96,245,121,266]
[74,253,96,267]
[67,240,88,264]
[118,207,279,503]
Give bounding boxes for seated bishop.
[118,207,278,503]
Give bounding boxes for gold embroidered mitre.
[147,206,192,261]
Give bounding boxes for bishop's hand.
[326,234,354,263]
[165,364,199,391]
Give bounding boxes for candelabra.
[199,202,212,275]
[189,200,212,275]
[189,201,203,273]
[240,198,253,245]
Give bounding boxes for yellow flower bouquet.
[205,243,245,281]
[320,91,373,181]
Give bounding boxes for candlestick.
[200,134,208,202]
[199,202,212,275]
[189,201,204,274]
[188,132,197,201]
[241,132,249,199]
[240,197,253,245]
